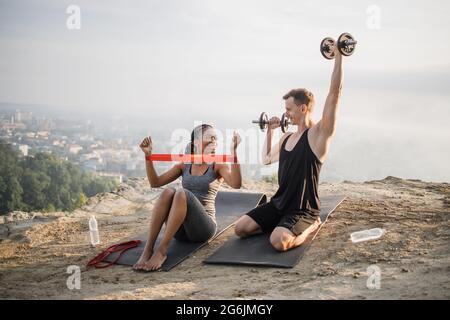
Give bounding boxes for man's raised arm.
[320,49,343,136]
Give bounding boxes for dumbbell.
[252,112,291,133]
[320,33,357,60]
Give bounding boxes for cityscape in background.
[0,104,274,184]
[3,100,448,184]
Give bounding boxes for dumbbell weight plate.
[337,33,356,56]
[259,112,268,131]
[320,37,336,60]
[280,113,289,133]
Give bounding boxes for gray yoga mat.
[203,195,346,268]
[101,190,267,271]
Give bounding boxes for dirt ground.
[0,176,449,299]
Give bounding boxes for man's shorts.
[246,201,320,236]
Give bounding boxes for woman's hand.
[230,131,241,154]
[140,136,153,155]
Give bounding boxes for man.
[234,45,343,252]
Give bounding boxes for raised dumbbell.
[252,112,291,133]
[320,32,357,60]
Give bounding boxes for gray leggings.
[172,188,217,243]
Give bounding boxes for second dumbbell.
[252,112,291,133]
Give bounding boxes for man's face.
[284,97,306,124]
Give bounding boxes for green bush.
[0,141,118,214]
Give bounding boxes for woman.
[133,124,242,271]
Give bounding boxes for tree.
[20,169,50,211]
[75,192,88,208]
[0,140,118,214]
[0,142,23,213]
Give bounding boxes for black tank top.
[270,128,322,216]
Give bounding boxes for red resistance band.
[146,154,238,163]
[87,240,142,268]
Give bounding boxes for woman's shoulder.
[213,162,223,172]
[176,162,187,172]
[213,163,225,179]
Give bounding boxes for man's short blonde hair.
[283,88,315,112]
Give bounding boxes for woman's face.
[194,127,217,154]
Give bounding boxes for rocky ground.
[0,176,449,299]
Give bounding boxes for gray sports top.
[181,163,222,219]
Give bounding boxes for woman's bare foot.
[142,250,167,271]
[133,250,152,270]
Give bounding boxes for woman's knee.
[160,188,176,201]
[173,188,187,203]
[167,189,188,213]
[155,189,176,212]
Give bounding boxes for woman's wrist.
[230,149,238,163]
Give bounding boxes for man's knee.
[270,230,293,252]
[234,223,247,238]
[234,218,252,238]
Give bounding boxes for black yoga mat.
[203,195,346,268]
[101,190,267,271]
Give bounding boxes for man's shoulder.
[309,119,332,138]
[281,131,292,140]
[308,120,322,137]
[307,120,331,147]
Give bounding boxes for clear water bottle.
[89,216,100,246]
[350,228,385,243]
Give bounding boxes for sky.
[1,0,449,182]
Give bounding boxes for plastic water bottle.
[350,228,385,243]
[89,216,100,246]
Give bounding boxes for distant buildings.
[68,144,83,154]
[10,143,29,156]
[14,111,32,124]
[82,157,103,171]
[1,122,26,130]
[1,108,275,181]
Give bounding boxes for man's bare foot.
[133,251,152,270]
[142,250,167,271]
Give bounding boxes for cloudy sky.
[1,0,449,182]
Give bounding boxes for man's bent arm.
[261,128,273,165]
